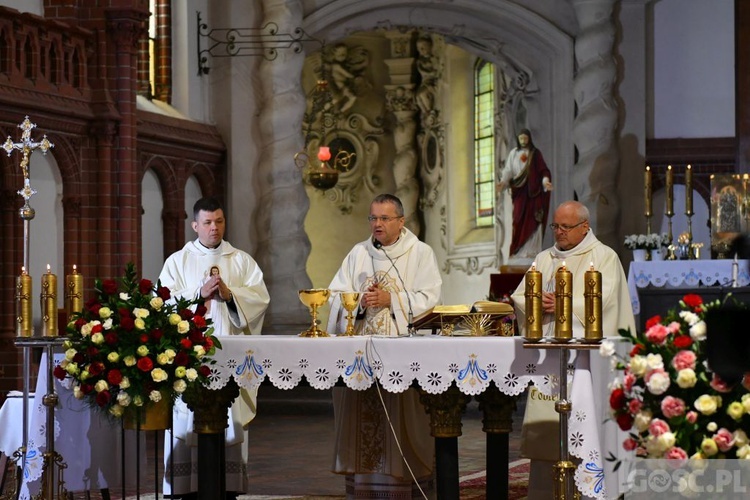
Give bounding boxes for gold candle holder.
[666,164,674,216]
[644,165,653,234]
[524,262,543,342]
[65,264,83,317]
[685,164,693,216]
[41,264,58,337]
[583,262,602,342]
[16,267,32,337]
[554,262,572,342]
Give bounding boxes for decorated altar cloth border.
[207,335,607,499]
[627,260,750,314]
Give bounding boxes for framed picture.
[710,174,748,258]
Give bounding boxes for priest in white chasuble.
[511,200,635,500]
[327,194,442,498]
[159,197,270,500]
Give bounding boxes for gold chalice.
[339,291,361,336]
[298,288,331,337]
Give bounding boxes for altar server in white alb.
[511,200,635,500]
[327,193,442,498]
[159,196,270,500]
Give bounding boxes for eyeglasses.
[367,215,403,223]
[549,220,587,232]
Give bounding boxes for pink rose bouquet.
[601,294,750,460]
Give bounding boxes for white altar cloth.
[627,259,750,314]
[208,335,608,499]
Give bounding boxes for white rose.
[133,307,150,319]
[737,444,750,460]
[185,368,198,382]
[695,395,720,415]
[151,368,168,382]
[91,332,105,345]
[65,348,77,361]
[107,352,119,363]
[689,321,706,341]
[136,345,149,357]
[73,386,83,399]
[646,371,670,395]
[679,310,699,326]
[157,353,170,365]
[599,340,615,357]
[80,323,93,337]
[149,390,162,403]
[119,293,130,301]
[134,318,146,330]
[65,363,80,375]
[109,405,124,418]
[734,430,749,448]
[193,345,206,358]
[164,349,176,361]
[676,368,697,388]
[656,432,676,452]
[169,313,182,325]
[133,395,144,407]
[707,421,718,432]
[743,394,750,413]
[173,379,187,393]
[150,297,164,310]
[646,353,664,370]
[116,392,132,407]
[629,355,648,376]
[119,376,130,389]
[98,307,112,319]
[177,320,190,334]
[103,318,113,330]
[124,356,136,367]
[94,379,109,393]
[634,410,653,432]
[175,366,187,378]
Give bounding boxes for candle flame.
[22,266,26,274]
[531,261,536,271]
[318,146,331,162]
[646,165,650,172]
[73,264,77,272]
[590,261,594,271]
[668,165,672,171]
[47,263,51,272]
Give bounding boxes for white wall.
[653,0,734,138]
[141,170,164,281]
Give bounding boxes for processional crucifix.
[2,116,65,500]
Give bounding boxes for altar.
[627,260,750,326]
[199,335,612,500]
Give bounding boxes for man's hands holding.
[201,275,233,302]
[362,283,390,308]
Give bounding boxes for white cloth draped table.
[206,335,607,499]
[627,259,750,314]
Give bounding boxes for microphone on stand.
[373,238,415,336]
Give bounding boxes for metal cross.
[2,116,54,208]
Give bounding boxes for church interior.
[0,0,746,498]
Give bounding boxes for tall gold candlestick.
[666,165,674,216]
[523,262,543,341]
[584,262,602,342]
[16,266,32,337]
[685,164,693,216]
[554,262,573,341]
[66,264,83,317]
[41,264,58,337]
[644,165,652,217]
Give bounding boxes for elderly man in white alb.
[327,193,442,498]
[511,200,635,499]
[159,197,270,500]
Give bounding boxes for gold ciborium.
[339,291,361,336]
[298,288,331,337]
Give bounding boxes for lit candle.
[41,264,58,337]
[584,262,602,341]
[644,166,652,217]
[65,264,83,317]
[666,165,674,216]
[15,266,32,337]
[523,262,543,341]
[685,164,693,216]
[318,146,331,162]
[554,262,572,341]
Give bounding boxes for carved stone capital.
[417,384,471,438]
[182,380,240,434]
[474,384,518,434]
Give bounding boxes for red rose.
[195,304,208,317]
[682,294,703,312]
[174,351,189,366]
[53,365,67,380]
[629,344,644,357]
[85,298,99,310]
[139,279,153,294]
[204,337,214,350]
[139,333,149,344]
[616,412,633,431]
[151,328,163,341]
[86,346,100,357]
[179,308,194,320]
[75,318,87,329]
[198,365,211,377]
[610,388,626,410]
[91,323,103,334]
[189,330,204,344]
[73,352,85,364]
[107,369,123,386]
[180,338,193,349]
[120,317,135,331]
[137,357,154,372]
[119,307,132,319]
[90,304,102,316]
[645,315,662,329]
[105,332,119,345]
[157,286,171,300]
[101,280,118,295]
[192,315,207,329]
[672,335,693,349]
[80,383,94,394]
[88,362,104,376]
[95,390,111,407]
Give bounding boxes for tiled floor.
[4,386,527,499]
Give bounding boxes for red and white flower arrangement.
[55,263,221,419]
[601,293,750,460]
